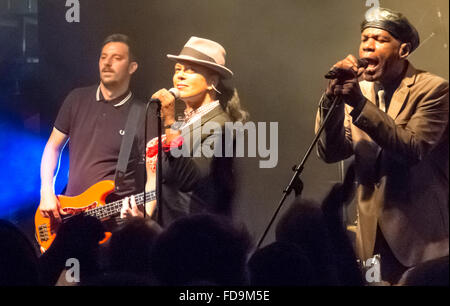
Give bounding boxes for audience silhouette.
[248,241,317,286]
[2,168,446,287]
[150,213,251,286]
[275,198,340,285]
[320,163,364,286]
[107,217,161,273]
[397,255,449,286]
[38,214,104,285]
[0,220,40,286]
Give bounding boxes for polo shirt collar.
[96,86,133,107]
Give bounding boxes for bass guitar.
[35,180,155,253]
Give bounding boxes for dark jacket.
[157,105,235,227]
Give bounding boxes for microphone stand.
[256,95,341,248]
[156,101,163,225]
[144,90,178,223]
[144,100,163,221]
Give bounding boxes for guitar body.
[35,180,115,253]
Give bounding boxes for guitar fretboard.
[84,190,156,220]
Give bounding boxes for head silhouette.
[248,241,318,286]
[276,198,340,285]
[151,214,251,285]
[108,217,162,276]
[0,220,40,286]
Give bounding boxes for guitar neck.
[83,190,156,220]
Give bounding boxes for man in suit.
[315,8,449,284]
[122,37,247,227]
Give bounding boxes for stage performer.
[315,8,449,284]
[122,36,248,227]
[39,34,154,230]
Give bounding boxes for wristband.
[164,121,183,131]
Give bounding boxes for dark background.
[0,0,448,246]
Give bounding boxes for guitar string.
[58,190,156,222]
[42,190,157,240]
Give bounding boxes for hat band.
[362,20,404,40]
[361,19,419,51]
[179,47,217,64]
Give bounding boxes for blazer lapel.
[387,62,417,120]
[360,80,377,107]
[196,105,224,132]
[179,105,225,154]
[180,105,223,137]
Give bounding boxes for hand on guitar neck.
[120,195,144,218]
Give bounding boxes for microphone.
[149,88,180,104]
[324,58,369,79]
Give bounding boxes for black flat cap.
[361,8,420,52]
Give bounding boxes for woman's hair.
[217,80,249,123]
[191,64,249,123]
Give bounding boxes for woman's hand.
[152,88,176,126]
[120,195,144,219]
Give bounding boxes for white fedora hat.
[167,36,233,79]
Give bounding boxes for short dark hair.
[102,33,137,62]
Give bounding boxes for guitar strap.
[114,99,146,192]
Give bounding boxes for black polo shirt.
[54,85,156,201]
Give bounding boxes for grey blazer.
[315,62,449,267]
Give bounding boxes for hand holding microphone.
[150,88,180,124]
[150,88,180,103]
[325,54,368,109]
[325,58,368,80]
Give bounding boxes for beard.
[100,72,120,88]
[100,77,118,87]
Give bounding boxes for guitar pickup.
[38,225,49,241]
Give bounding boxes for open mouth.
[364,58,379,72]
[176,84,188,89]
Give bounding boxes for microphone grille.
[358,58,369,69]
[169,88,180,99]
